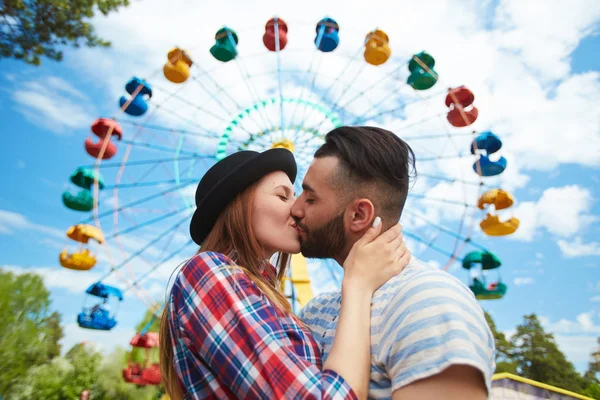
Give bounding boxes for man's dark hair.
[314,126,416,221]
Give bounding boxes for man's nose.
[290,197,304,219]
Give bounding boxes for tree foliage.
[484,311,518,374]
[0,0,130,65]
[0,269,64,396]
[509,314,587,393]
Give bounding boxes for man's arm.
[392,365,488,400]
[379,268,496,399]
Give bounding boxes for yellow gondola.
[364,29,391,66]
[59,249,97,271]
[478,189,520,236]
[480,214,520,236]
[60,224,104,271]
[163,48,193,84]
[478,189,514,210]
[66,224,105,244]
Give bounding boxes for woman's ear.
[347,198,375,234]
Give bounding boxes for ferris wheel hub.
[271,139,295,153]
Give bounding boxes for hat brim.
[190,148,297,246]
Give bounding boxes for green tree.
[9,357,73,400]
[581,383,600,400]
[585,337,600,384]
[484,311,518,374]
[0,0,130,66]
[8,343,103,400]
[510,314,587,393]
[61,343,104,399]
[0,269,64,396]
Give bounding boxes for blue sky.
[1,0,599,375]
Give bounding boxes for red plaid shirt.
[167,251,357,399]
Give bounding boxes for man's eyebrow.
[302,183,316,193]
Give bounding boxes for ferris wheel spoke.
[126,239,195,294]
[350,95,443,126]
[104,207,190,241]
[154,105,222,139]
[99,213,191,282]
[286,50,323,137]
[78,181,195,225]
[86,156,204,170]
[103,178,196,190]
[407,193,477,208]
[119,139,215,158]
[317,60,424,128]
[418,173,489,188]
[152,81,232,123]
[189,76,265,140]
[402,229,460,261]
[418,153,470,162]
[403,132,474,141]
[403,209,487,252]
[290,41,366,140]
[232,55,277,134]
[273,18,286,139]
[116,119,221,142]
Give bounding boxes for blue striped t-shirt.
[298,258,496,399]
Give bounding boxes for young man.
[292,126,495,399]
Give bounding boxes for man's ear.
[346,198,375,234]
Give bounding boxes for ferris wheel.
[57,16,520,333]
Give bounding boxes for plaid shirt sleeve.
[171,252,357,400]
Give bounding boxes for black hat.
[190,148,297,245]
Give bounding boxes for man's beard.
[299,212,346,259]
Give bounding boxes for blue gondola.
[119,77,152,116]
[77,282,123,330]
[471,131,507,177]
[315,18,340,52]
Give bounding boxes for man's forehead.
[305,156,340,185]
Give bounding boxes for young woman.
[160,149,410,400]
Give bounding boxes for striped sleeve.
[172,252,357,400]
[379,269,496,394]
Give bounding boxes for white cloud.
[0,209,64,238]
[544,311,600,335]
[591,296,600,303]
[494,0,600,81]
[5,264,102,294]
[514,277,535,285]
[60,322,135,355]
[540,311,600,366]
[557,237,600,258]
[554,335,597,366]
[537,186,596,237]
[509,185,596,242]
[12,77,95,134]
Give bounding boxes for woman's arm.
[323,222,410,399]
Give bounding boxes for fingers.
[393,240,407,261]
[374,222,403,244]
[398,247,411,266]
[355,216,383,246]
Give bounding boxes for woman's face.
[252,171,300,258]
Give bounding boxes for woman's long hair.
[160,181,292,400]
